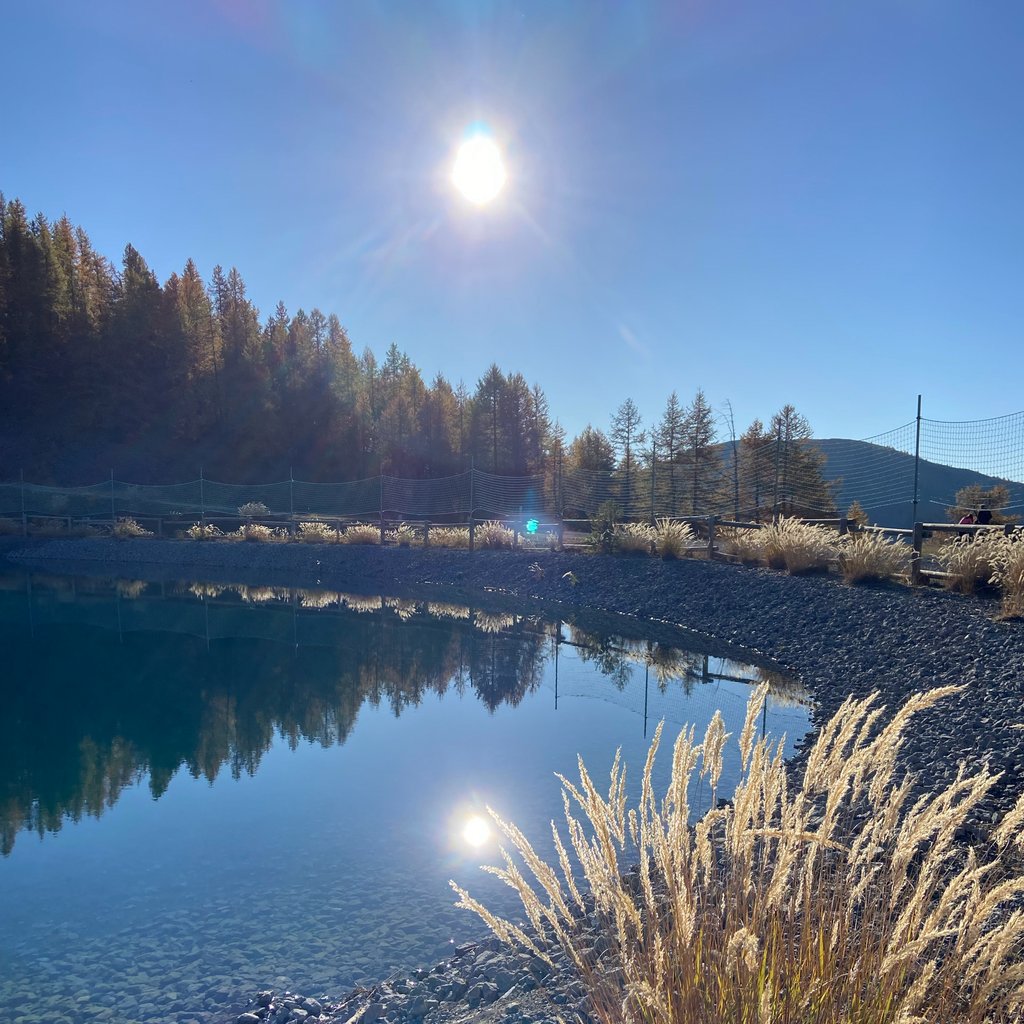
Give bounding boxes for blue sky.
[3,1,1022,444]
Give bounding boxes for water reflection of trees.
[0,587,552,854]
[0,577,803,854]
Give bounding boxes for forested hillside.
[0,194,835,519]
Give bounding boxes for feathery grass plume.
[342,522,381,545]
[184,522,223,541]
[237,501,270,518]
[340,593,382,613]
[115,579,149,599]
[298,520,340,543]
[476,520,516,549]
[760,516,838,573]
[112,517,153,539]
[425,601,471,620]
[297,589,341,609]
[936,530,1001,594]
[839,530,912,584]
[428,526,471,549]
[453,685,1024,1024]
[185,581,225,599]
[237,584,287,604]
[232,522,286,542]
[614,522,655,555]
[383,596,420,620]
[718,525,765,564]
[988,531,1024,619]
[386,523,417,547]
[653,518,694,559]
[474,611,516,634]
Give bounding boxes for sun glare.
[452,135,507,205]
[461,814,492,847]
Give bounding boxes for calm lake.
[0,569,809,1024]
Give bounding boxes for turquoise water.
[0,571,809,1023]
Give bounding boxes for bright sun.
[452,135,507,205]
[461,814,492,847]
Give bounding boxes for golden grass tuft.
[232,522,288,542]
[112,517,153,539]
[839,530,912,584]
[387,523,418,547]
[476,520,516,549]
[429,526,471,549]
[718,526,765,564]
[453,685,1024,1024]
[760,516,838,573]
[237,501,270,518]
[614,522,655,555]
[654,518,694,560]
[297,520,340,543]
[936,531,1000,594]
[342,523,381,545]
[183,522,223,541]
[989,531,1024,619]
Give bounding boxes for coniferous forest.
[0,195,834,517]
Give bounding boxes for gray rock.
[237,1015,261,1024]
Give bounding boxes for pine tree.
[680,388,720,514]
[610,397,645,516]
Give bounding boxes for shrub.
[838,530,912,584]
[184,522,223,541]
[614,522,655,555]
[718,526,764,564]
[298,520,339,543]
[760,516,838,573]
[430,526,471,549]
[237,501,270,518]
[387,523,417,547]
[342,523,381,545]
[113,517,153,539]
[653,518,694,559]
[935,530,1001,594]
[232,522,287,543]
[0,518,22,536]
[988,530,1024,618]
[453,685,1024,1024]
[476,520,516,549]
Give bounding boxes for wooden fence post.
[911,522,924,586]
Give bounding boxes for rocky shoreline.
[6,537,1024,1024]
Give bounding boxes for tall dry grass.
[760,517,838,573]
[453,685,1024,1024]
[839,530,912,584]
[112,517,153,539]
[989,531,1024,619]
[718,526,765,565]
[476,520,516,549]
[298,520,340,543]
[936,531,1001,594]
[653,518,694,560]
[614,522,655,555]
[429,526,471,549]
[342,523,381,545]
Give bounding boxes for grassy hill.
[812,438,1024,529]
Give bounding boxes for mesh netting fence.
[2,408,1022,528]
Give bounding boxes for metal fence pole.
[20,469,27,536]
[200,467,206,524]
[110,469,116,526]
[912,394,922,527]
